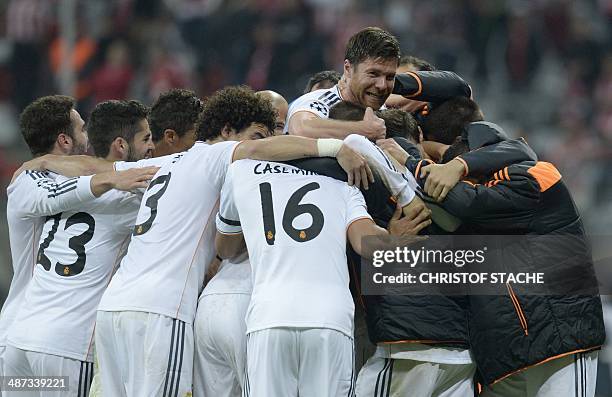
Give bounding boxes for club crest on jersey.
[309,101,328,116]
[299,231,306,239]
[267,231,274,240]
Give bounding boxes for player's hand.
[109,167,160,191]
[385,94,427,113]
[337,145,374,190]
[420,158,466,202]
[387,201,432,236]
[11,156,51,183]
[359,107,386,141]
[376,138,410,165]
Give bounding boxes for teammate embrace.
[0,26,605,397]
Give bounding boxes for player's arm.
[342,133,419,211]
[215,168,247,260]
[13,154,173,179]
[215,233,246,260]
[429,164,542,230]
[9,167,157,218]
[288,108,386,140]
[233,135,375,189]
[347,203,430,256]
[393,71,472,102]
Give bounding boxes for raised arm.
[393,71,472,103]
[233,134,375,189]
[288,109,386,140]
[9,167,157,218]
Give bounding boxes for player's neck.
[337,79,356,104]
[206,137,225,145]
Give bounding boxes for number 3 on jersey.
[133,173,171,236]
[259,182,324,245]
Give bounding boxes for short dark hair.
[304,70,342,94]
[329,101,366,121]
[197,85,276,141]
[345,27,400,66]
[88,100,149,158]
[20,95,75,157]
[441,136,470,164]
[420,97,484,144]
[150,89,203,143]
[399,55,436,71]
[378,109,419,142]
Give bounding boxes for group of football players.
[0,26,605,397]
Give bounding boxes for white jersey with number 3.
[216,160,371,337]
[98,141,239,324]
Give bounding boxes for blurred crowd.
[0,0,611,250]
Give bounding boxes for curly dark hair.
[345,27,400,66]
[88,100,150,158]
[197,86,276,141]
[20,95,75,157]
[150,89,203,143]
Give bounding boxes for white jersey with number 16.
[216,160,371,337]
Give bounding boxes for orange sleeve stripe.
[527,162,561,192]
[404,72,423,97]
[415,160,424,179]
[503,167,510,181]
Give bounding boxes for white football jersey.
[7,175,141,362]
[0,171,96,348]
[98,141,239,324]
[216,160,371,337]
[284,85,343,134]
[200,254,252,296]
[113,153,177,172]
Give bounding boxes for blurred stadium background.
[0,0,610,393]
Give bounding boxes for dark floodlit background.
[0,0,611,393]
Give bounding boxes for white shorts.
[3,345,92,397]
[87,345,101,397]
[194,293,250,397]
[482,351,599,397]
[355,354,475,397]
[245,328,354,397]
[0,345,5,379]
[95,311,193,397]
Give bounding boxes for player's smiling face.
[346,57,397,110]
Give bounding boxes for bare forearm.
[292,118,364,139]
[90,171,116,197]
[40,155,114,176]
[234,135,321,161]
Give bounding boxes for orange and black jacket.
[393,71,472,104]
[411,132,605,385]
